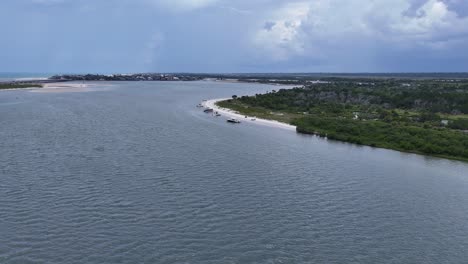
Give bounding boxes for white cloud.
[148,0,218,11]
[254,2,310,60]
[219,5,252,15]
[31,0,66,5]
[254,0,468,60]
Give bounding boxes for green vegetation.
[218,78,468,161]
[0,83,42,90]
[293,117,468,160]
[217,99,301,124]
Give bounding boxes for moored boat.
[227,118,241,124]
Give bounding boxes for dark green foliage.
[293,117,468,160]
[222,78,468,161]
[419,112,441,122]
[449,119,468,130]
[237,81,468,114]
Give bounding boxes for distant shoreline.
[0,79,70,91]
[0,82,112,93]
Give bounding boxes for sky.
[1,0,468,73]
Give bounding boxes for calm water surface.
[1,81,468,264]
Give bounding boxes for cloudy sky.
[1,0,468,73]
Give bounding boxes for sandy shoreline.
[0,82,92,93]
[202,98,297,131]
[0,87,39,91]
[29,82,112,93]
[31,82,92,93]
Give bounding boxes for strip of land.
[216,78,468,162]
[203,98,296,131]
[0,79,71,91]
[0,83,42,90]
[31,82,91,93]
[0,81,112,93]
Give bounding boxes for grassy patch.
[216,99,302,124]
[0,83,42,90]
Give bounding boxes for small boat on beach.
[215,112,221,117]
[204,108,214,113]
[196,104,203,107]
[227,118,241,124]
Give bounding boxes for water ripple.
[1,82,468,263]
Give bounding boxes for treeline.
[293,117,468,160]
[238,81,468,114]
[223,78,468,161]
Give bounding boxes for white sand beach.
[30,82,112,93]
[202,98,297,131]
[0,82,96,92]
[31,82,91,93]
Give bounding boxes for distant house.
[441,120,449,126]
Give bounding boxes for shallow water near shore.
[1,81,468,263]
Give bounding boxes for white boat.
[227,118,241,124]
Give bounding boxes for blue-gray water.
[1,81,468,264]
